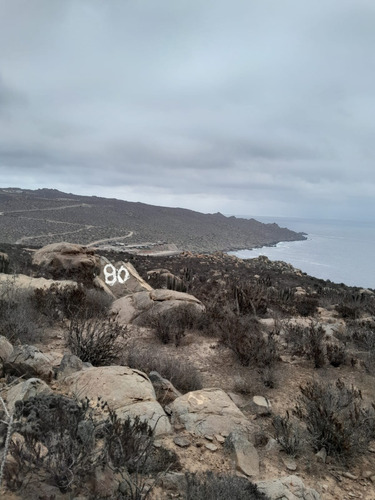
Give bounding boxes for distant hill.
[0,187,306,252]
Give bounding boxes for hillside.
[0,243,374,499]
[0,188,305,252]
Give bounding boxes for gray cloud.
[0,0,375,221]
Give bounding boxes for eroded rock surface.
[61,365,171,436]
[169,388,252,437]
[111,289,205,326]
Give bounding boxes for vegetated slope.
[0,187,306,251]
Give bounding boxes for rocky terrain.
[0,188,305,252]
[0,242,374,499]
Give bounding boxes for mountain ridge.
[0,187,306,253]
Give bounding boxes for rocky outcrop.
[147,269,185,291]
[3,378,52,412]
[225,430,260,477]
[97,256,152,299]
[111,288,205,326]
[61,366,171,436]
[56,353,91,380]
[256,475,321,500]
[168,388,252,437]
[4,345,54,381]
[0,335,14,377]
[32,242,101,280]
[149,371,182,404]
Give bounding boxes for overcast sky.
[0,0,374,220]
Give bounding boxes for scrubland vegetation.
[0,244,374,499]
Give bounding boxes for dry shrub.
[217,311,278,369]
[272,411,303,457]
[126,346,202,393]
[0,277,40,343]
[294,379,375,464]
[4,393,172,498]
[142,304,203,346]
[284,321,326,368]
[32,283,113,323]
[66,316,127,366]
[185,471,267,500]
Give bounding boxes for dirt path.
[2,203,92,214]
[86,231,134,247]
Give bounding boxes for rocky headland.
[0,188,305,253]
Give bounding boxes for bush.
[126,346,202,393]
[218,312,278,369]
[284,321,326,368]
[326,343,347,367]
[66,316,127,366]
[272,411,303,457]
[294,379,375,464]
[4,394,98,493]
[295,296,318,317]
[32,283,113,323]
[143,304,202,346]
[4,394,167,498]
[231,281,268,316]
[0,277,40,343]
[185,471,267,500]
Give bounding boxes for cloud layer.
[1,0,374,220]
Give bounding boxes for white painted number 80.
[104,264,130,286]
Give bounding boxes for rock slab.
[169,388,252,437]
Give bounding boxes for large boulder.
[32,242,101,280]
[4,345,54,381]
[3,378,52,412]
[256,475,321,500]
[0,335,13,377]
[97,257,152,299]
[61,366,171,436]
[112,289,205,326]
[168,388,252,437]
[0,335,13,362]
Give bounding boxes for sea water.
[228,216,375,290]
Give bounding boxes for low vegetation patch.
[66,316,127,366]
[294,379,375,464]
[126,346,202,393]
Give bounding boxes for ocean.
[228,216,375,290]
